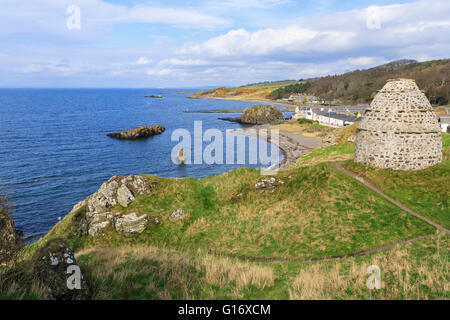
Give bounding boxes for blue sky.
[0,0,449,88]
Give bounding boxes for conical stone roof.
[354,79,442,171]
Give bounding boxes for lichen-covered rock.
[33,239,90,300]
[86,211,116,237]
[169,209,189,222]
[87,178,118,213]
[114,212,148,236]
[255,176,284,193]
[322,133,339,147]
[120,175,155,196]
[240,105,283,124]
[70,199,87,215]
[117,185,135,207]
[68,175,157,237]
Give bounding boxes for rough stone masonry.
[355,78,442,171]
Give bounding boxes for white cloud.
[346,57,386,67]
[2,0,450,88]
[180,0,450,61]
[21,64,44,73]
[0,0,230,40]
[206,0,291,9]
[137,57,150,65]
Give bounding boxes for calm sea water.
[0,89,286,241]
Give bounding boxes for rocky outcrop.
[322,133,339,147]
[33,239,90,300]
[240,105,283,124]
[117,184,134,207]
[69,175,157,237]
[107,125,165,140]
[0,195,22,264]
[87,211,115,237]
[115,212,148,236]
[254,176,284,193]
[169,209,189,222]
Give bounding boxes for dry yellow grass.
[76,244,275,299]
[201,255,275,290]
[289,235,449,300]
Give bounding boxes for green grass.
[50,163,434,262]
[297,143,355,166]
[2,134,448,300]
[344,160,450,229]
[342,133,449,229]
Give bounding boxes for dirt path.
[209,235,435,263]
[208,160,448,263]
[330,161,450,234]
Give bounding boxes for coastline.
[189,93,322,170]
[232,124,322,170]
[188,94,298,112]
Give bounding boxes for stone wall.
[355,79,442,171]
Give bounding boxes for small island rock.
[240,105,283,124]
[107,125,165,140]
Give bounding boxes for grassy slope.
[344,133,450,229]
[1,131,448,300]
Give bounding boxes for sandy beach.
[232,123,322,170]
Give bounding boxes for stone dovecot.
[354,78,442,171]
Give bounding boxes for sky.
[0,0,449,88]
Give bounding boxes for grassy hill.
[193,59,450,106]
[1,130,448,300]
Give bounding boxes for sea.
[0,88,288,241]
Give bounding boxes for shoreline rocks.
[107,125,165,140]
[0,195,22,264]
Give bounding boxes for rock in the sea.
[117,185,135,207]
[33,239,90,300]
[240,105,283,124]
[169,209,189,222]
[255,176,284,193]
[115,212,148,236]
[107,125,165,140]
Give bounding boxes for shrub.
[298,118,313,125]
